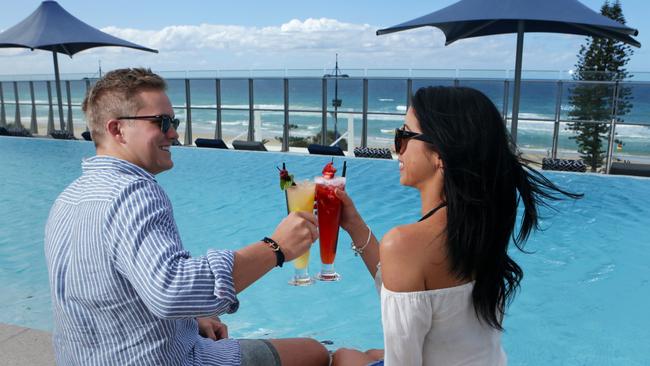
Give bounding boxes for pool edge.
[0,323,54,365]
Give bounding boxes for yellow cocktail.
[286,181,316,285]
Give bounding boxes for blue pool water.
[1,136,649,365]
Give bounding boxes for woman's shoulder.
[380,224,425,262]
[380,223,432,291]
[382,221,442,253]
[381,223,416,249]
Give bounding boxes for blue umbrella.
[0,1,158,134]
[377,0,640,143]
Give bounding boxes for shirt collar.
[82,155,156,181]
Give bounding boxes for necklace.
[418,201,447,222]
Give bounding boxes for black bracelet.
[262,237,285,267]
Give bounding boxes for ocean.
[2,77,650,157]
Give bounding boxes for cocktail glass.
[286,181,316,286]
[315,176,346,281]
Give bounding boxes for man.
[44,68,329,365]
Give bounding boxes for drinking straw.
[283,162,289,214]
[285,191,290,215]
[342,161,347,177]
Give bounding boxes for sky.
[0,0,647,77]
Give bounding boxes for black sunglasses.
[117,115,180,133]
[394,127,435,154]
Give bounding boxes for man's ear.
[106,119,125,143]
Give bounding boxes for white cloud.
[0,18,590,76]
[0,48,29,56]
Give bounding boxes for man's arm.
[109,180,317,318]
[232,211,318,293]
[109,180,239,318]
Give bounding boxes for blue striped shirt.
[44,156,242,365]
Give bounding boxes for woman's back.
[377,216,506,365]
[379,209,462,293]
[378,279,507,365]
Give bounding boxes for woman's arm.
[335,189,380,278]
[347,221,381,278]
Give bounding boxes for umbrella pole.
[510,20,525,145]
[52,51,65,131]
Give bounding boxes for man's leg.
[239,338,329,366]
[268,338,329,366]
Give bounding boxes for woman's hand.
[197,316,229,340]
[335,188,381,278]
[335,188,364,233]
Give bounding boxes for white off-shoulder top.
[375,267,507,366]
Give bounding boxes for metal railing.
[1,76,649,172]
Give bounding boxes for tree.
[567,0,633,172]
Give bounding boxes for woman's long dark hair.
[411,86,582,330]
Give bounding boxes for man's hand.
[270,211,318,261]
[232,211,318,293]
[197,317,228,340]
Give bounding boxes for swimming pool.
[1,136,649,365]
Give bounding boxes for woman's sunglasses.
[117,115,180,133]
[394,127,435,154]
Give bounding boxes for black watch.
[262,237,285,267]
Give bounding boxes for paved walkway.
[0,323,54,366]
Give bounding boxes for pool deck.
[0,323,54,365]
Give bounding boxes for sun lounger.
[541,158,586,172]
[0,126,33,137]
[195,138,228,149]
[609,162,650,177]
[307,144,345,156]
[50,130,76,140]
[354,147,393,159]
[232,140,267,151]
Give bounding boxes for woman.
[332,86,582,366]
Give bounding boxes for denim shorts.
[238,339,281,366]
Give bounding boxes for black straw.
[282,162,289,213]
[342,161,347,177]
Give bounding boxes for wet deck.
[0,323,54,365]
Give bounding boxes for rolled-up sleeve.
[205,249,239,313]
[106,179,239,319]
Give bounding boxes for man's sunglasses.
[117,115,180,133]
[394,127,435,154]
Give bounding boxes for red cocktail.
[315,172,345,281]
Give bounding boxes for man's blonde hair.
[82,68,166,144]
